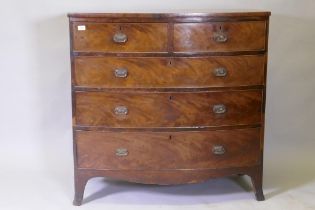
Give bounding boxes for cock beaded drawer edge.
[68,11,271,206]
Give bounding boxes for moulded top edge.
[67,11,271,19]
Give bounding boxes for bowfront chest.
[68,11,270,205]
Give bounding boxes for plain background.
[0,0,315,209]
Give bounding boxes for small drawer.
[76,128,261,170]
[74,90,262,128]
[72,23,168,52]
[174,21,266,52]
[74,55,265,88]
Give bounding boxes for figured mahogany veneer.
[75,90,262,127]
[68,11,270,205]
[76,128,261,170]
[74,55,265,88]
[72,23,168,52]
[174,21,266,52]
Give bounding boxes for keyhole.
[169,95,173,100]
[119,26,122,31]
[168,59,173,66]
[169,135,172,140]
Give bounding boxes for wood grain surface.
[74,55,265,88]
[72,23,168,52]
[174,21,266,52]
[76,128,261,170]
[75,90,262,127]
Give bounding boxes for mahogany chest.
[68,11,270,205]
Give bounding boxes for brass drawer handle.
[214,67,227,77]
[213,32,228,43]
[114,106,128,115]
[116,148,128,156]
[212,145,225,155]
[213,104,226,114]
[113,32,128,43]
[114,68,128,78]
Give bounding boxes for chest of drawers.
[68,11,270,205]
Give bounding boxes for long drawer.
[174,21,266,52]
[74,55,265,88]
[75,90,262,127]
[76,128,261,170]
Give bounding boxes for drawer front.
[174,21,266,52]
[74,55,265,88]
[75,90,262,127]
[76,128,261,170]
[72,23,168,52]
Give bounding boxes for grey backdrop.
[0,1,314,209]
